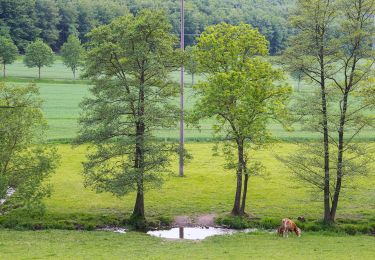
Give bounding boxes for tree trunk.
[319,54,331,224]
[38,66,41,80]
[133,183,145,218]
[240,172,249,215]
[3,63,5,78]
[331,91,349,221]
[191,73,195,86]
[232,141,243,215]
[73,69,76,80]
[132,72,146,220]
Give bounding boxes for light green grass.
[0,230,374,259]
[3,58,80,80]
[42,143,375,222]
[26,83,375,141]
[2,58,374,141]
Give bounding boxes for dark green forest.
[0,0,294,54]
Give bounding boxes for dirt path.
[173,214,217,227]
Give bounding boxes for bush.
[216,215,255,229]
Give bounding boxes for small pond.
[147,227,250,240]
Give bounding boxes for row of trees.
[0,0,293,54]
[1,1,373,226]
[75,11,291,220]
[0,0,127,52]
[77,1,374,222]
[0,35,83,79]
[281,0,375,223]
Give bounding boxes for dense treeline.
[0,0,128,52]
[126,0,294,54]
[0,0,293,54]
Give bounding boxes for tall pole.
[179,0,185,177]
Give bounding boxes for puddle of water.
[147,227,237,240]
[97,227,127,234]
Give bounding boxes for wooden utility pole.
[179,0,185,177]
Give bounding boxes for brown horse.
[277,218,301,237]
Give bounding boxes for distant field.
[4,57,81,80]
[2,57,373,141]
[0,230,374,259]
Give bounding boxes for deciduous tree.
[0,83,59,214]
[184,46,198,86]
[24,39,54,79]
[0,36,18,78]
[61,35,83,79]
[76,10,180,222]
[192,23,291,216]
[281,0,375,223]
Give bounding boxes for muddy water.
[147,227,239,240]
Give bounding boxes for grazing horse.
[277,218,301,237]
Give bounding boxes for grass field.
[0,143,368,229]
[2,57,373,141]
[0,230,374,259]
[1,57,374,259]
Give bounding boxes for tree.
[24,39,54,79]
[0,0,40,52]
[282,0,339,224]
[281,0,375,223]
[35,0,61,50]
[192,23,291,216]
[56,0,79,49]
[0,82,59,214]
[327,0,375,221]
[290,69,304,92]
[61,35,83,79]
[76,10,180,222]
[184,46,198,86]
[0,36,18,78]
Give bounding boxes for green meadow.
[1,58,374,259]
[3,59,374,141]
[0,230,374,260]
[46,143,375,221]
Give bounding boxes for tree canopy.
[0,0,294,54]
[192,23,291,215]
[0,83,59,215]
[76,10,181,221]
[24,39,54,79]
[61,34,83,79]
[0,36,18,77]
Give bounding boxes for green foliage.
[281,0,375,223]
[0,0,293,53]
[0,0,40,52]
[24,39,54,79]
[61,35,83,79]
[128,0,293,53]
[216,215,255,229]
[0,83,59,215]
[35,0,61,50]
[0,36,18,77]
[184,46,198,85]
[76,10,180,219]
[192,22,291,215]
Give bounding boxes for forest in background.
[0,0,294,54]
